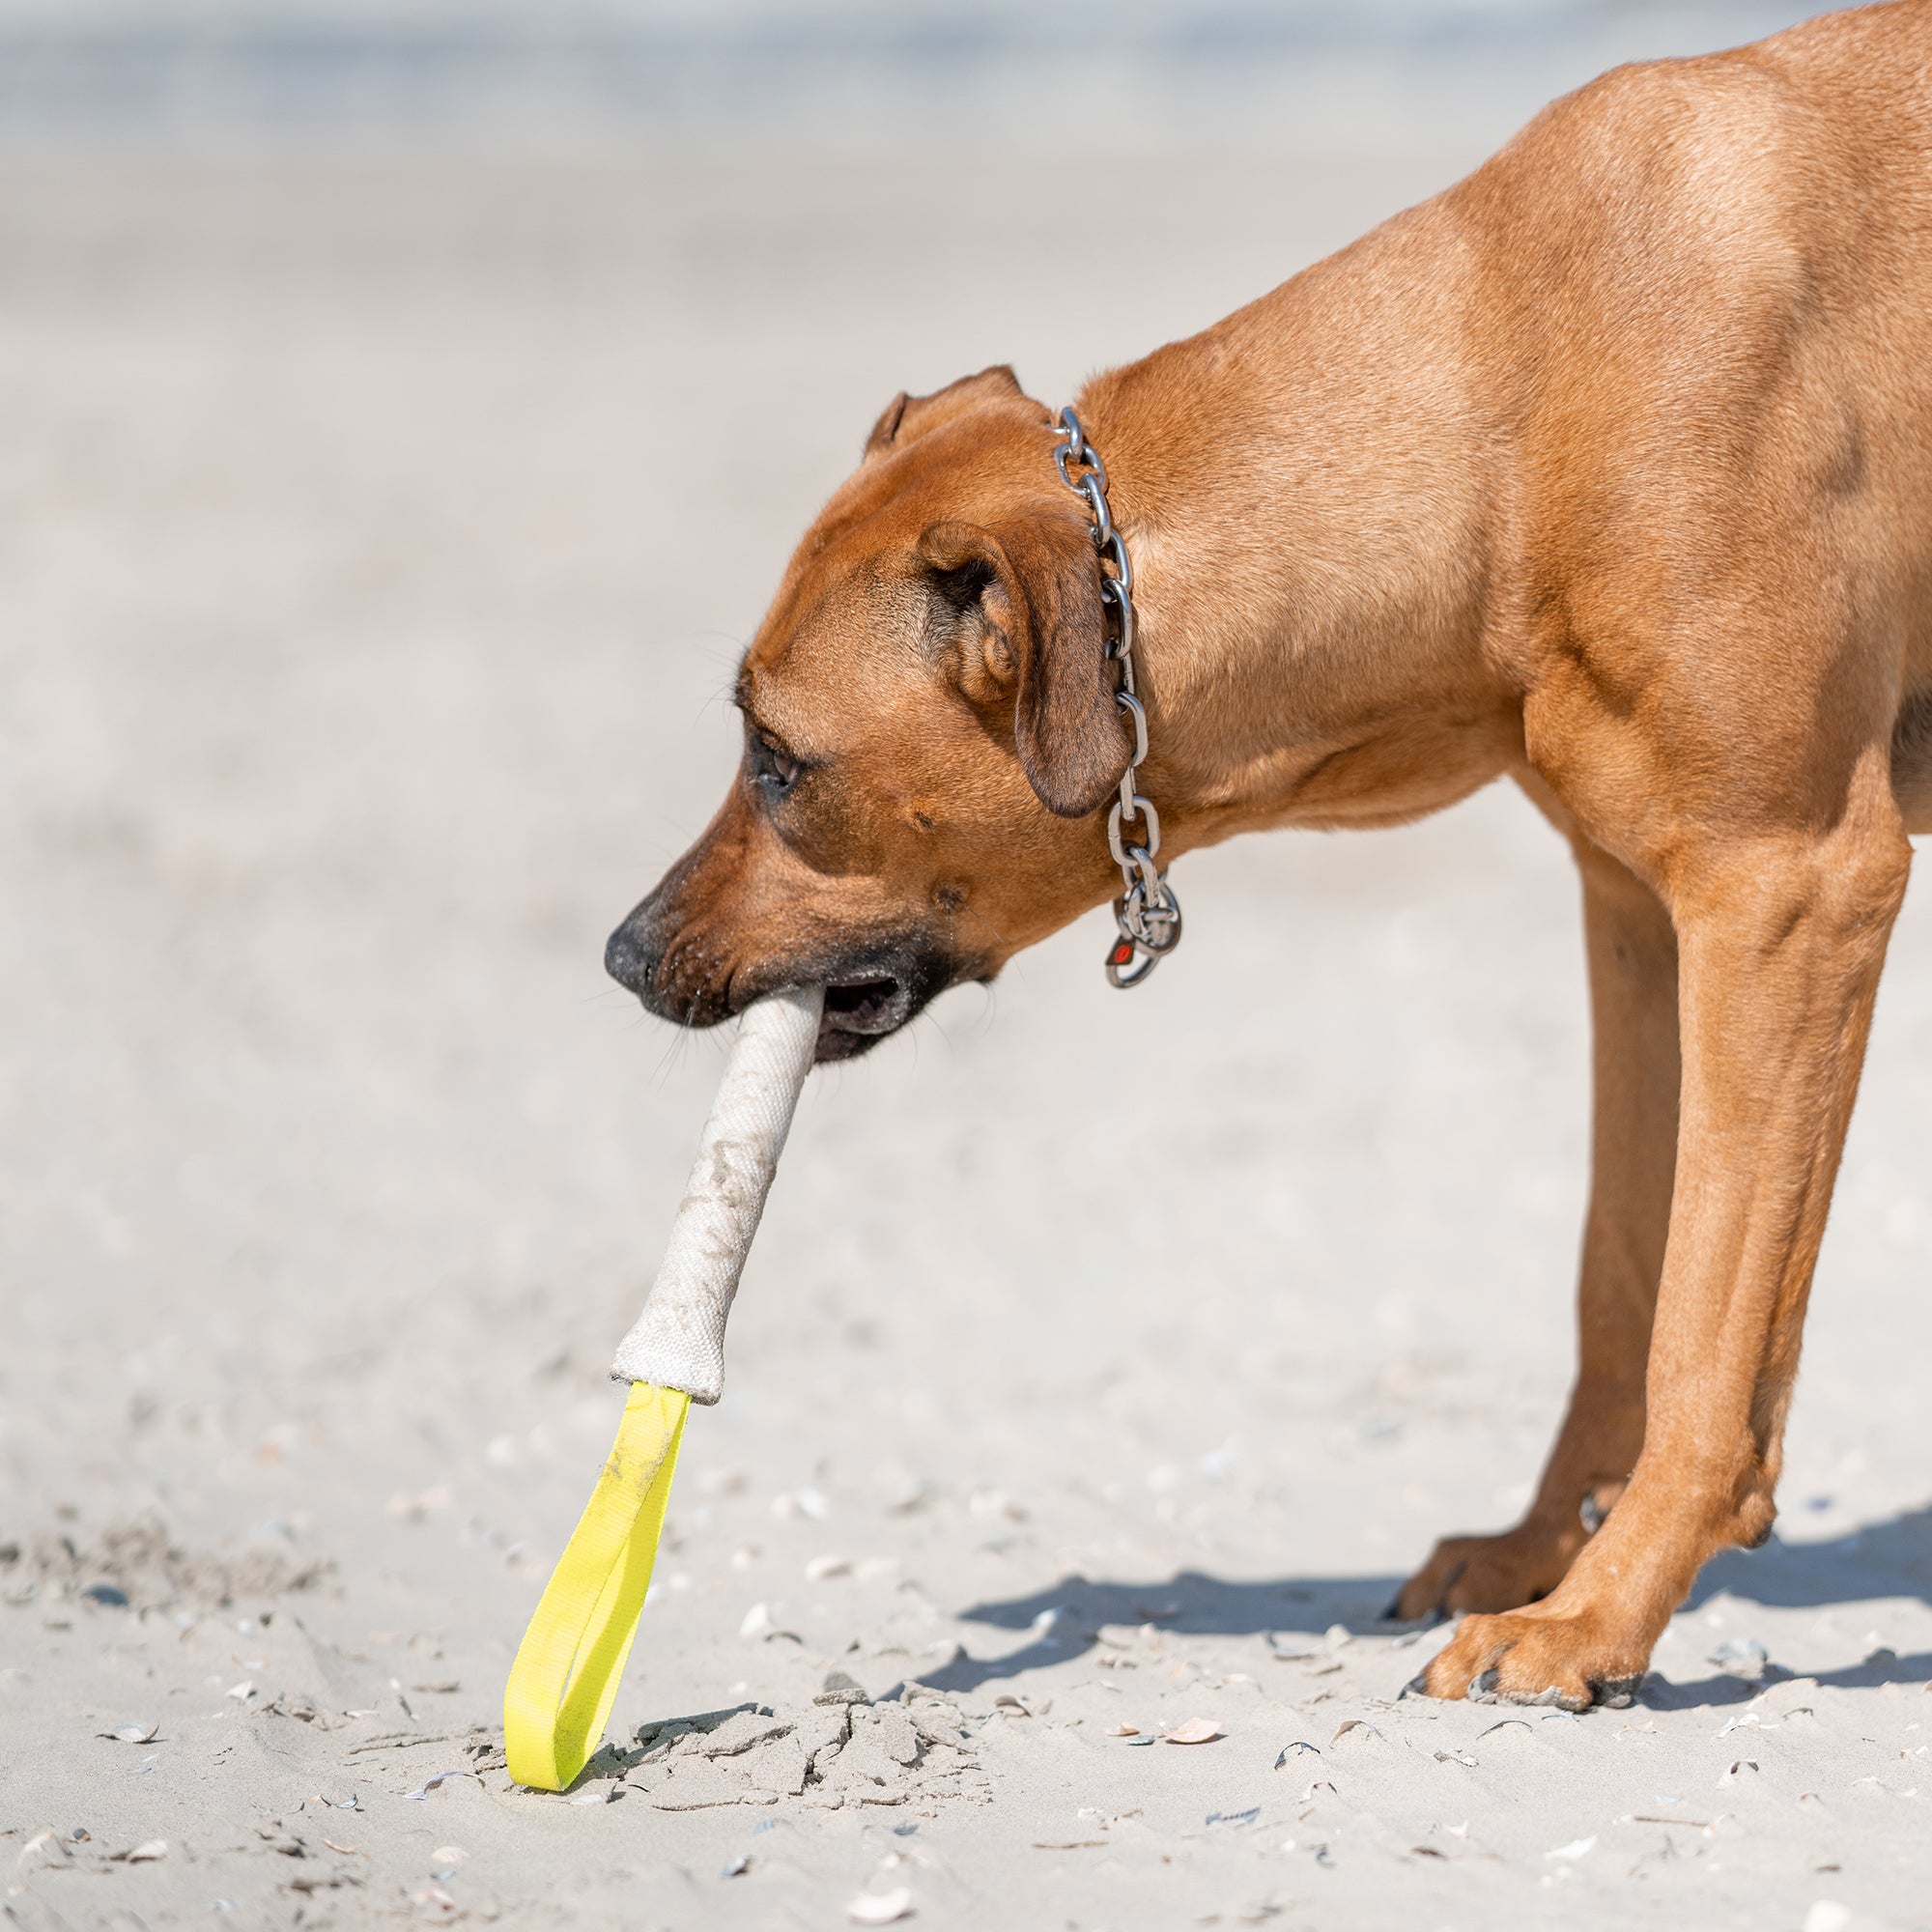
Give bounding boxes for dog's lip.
[723,972,913,1036]
[812,977,914,1064]
[819,974,913,1037]
[724,946,965,1062]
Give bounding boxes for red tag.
[1111,942,1135,966]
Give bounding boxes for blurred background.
[7,4,1932,1917]
[0,3,1833,150]
[11,3,1932,1917]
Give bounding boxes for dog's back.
[1439,0,1932,819]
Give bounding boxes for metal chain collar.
[1051,406,1183,988]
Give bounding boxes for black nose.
[605,916,656,998]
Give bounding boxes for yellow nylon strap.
[503,1381,690,1791]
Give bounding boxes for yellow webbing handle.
[503,1380,690,1791]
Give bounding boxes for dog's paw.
[1416,1605,1644,1712]
[1389,1522,1583,1622]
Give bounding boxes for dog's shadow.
[924,1503,1932,1703]
[1684,1501,1932,1612]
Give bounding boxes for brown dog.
[606,0,1932,1710]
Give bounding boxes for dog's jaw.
[605,907,965,1065]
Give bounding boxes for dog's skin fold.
[607,1,1932,1708]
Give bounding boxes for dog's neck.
[1075,205,1523,851]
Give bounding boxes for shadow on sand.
[1684,1501,1932,1610]
[920,1502,1932,1703]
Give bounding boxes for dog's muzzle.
[606,908,956,1064]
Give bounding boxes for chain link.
[1050,406,1183,989]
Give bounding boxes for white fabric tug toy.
[503,985,823,1791]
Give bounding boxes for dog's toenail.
[1400,1672,1430,1699]
[1470,1668,1500,1701]
[1380,1594,1406,1623]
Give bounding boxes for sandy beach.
[4,10,1932,1926]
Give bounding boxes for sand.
[3,121,1931,1932]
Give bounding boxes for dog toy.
[503,984,823,1791]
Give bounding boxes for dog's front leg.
[1397,844,1678,1618]
[1422,811,1909,1709]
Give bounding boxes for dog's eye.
[745,724,803,799]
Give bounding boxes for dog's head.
[607,366,1137,1060]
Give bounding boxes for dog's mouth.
[816,974,916,1061]
[801,940,969,1062]
[608,906,965,1063]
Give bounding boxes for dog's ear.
[866,365,1025,459]
[918,517,1126,818]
